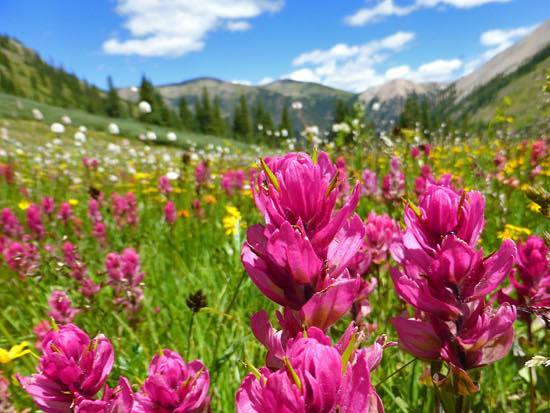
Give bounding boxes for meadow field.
[0,94,548,413]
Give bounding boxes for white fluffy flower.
[61,115,72,125]
[166,131,177,141]
[281,129,288,137]
[332,122,351,134]
[138,101,152,114]
[74,131,86,143]
[166,171,179,180]
[79,125,87,133]
[371,102,381,112]
[146,131,157,141]
[32,108,44,121]
[108,123,120,135]
[50,122,65,134]
[107,143,121,154]
[291,101,303,110]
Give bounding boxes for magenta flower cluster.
[391,185,517,378]
[18,323,210,413]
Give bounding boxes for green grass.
[0,92,250,151]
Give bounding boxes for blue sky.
[1,0,548,92]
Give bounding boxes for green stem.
[375,358,417,387]
[186,312,195,360]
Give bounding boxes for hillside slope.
[448,44,550,128]
[121,78,354,130]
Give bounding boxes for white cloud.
[103,0,283,57]
[258,76,274,85]
[285,68,321,83]
[345,0,510,26]
[231,79,253,85]
[284,32,417,91]
[285,32,465,91]
[226,20,252,31]
[462,24,537,75]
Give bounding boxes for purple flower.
[41,197,56,215]
[105,248,145,313]
[0,208,23,238]
[18,324,114,413]
[382,157,405,201]
[392,236,516,320]
[404,185,485,256]
[48,290,80,324]
[361,169,379,198]
[498,235,550,315]
[243,152,363,330]
[392,301,516,370]
[26,203,45,238]
[135,350,210,413]
[164,201,177,225]
[236,325,386,413]
[158,175,173,195]
[221,169,245,196]
[74,377,135,413]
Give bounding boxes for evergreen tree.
[233,95,251,140]
[138,75,156,123]
[279,105,293,136]
[105,76,121,118]
[333,99,349,123]
[179,97,195,131]
[196,88,213,133]
[253,99,274,141]
[211,96,226,136]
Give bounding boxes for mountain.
[444,20,550,128]
[454,20,550,100]
[358,79,445,127]
[120,78,354,131]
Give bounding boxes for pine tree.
[333,99,349,123]
[138,75,156,123]
[196,88,213,133]
[179,97,195,131]
[211,96,226,136]
[105,76,121,118]
[279,105,293,136]
[233,95,251,140]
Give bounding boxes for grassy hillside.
[452,45,550,129]
[0,35,109,115]
[0,92,247,150]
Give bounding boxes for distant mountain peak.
[359,78,445,103]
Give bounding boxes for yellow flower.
[179,209,190,218]
[134,172,151,181]
[18,200,31,210]
[68,199,79,206]
[528,202,541,213]
[204,194,216,205]
[0,341,31,364]
[498,224,532,240]
[223,205,241,235]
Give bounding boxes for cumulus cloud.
[226,20,252,31]
[284,31,466,91]
[103,0,283,57]
[345,0,510,26]
[284,32,419,91]
[258,76,275,85]
[384,58,463,83]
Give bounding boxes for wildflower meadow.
[0,104,547,413]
